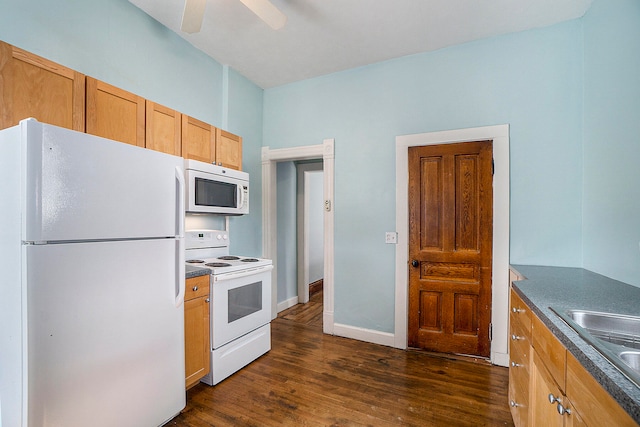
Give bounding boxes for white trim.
[395,125,510,366]
[262,140,335,335]
[333,323,396,348]
[276,295,299,313]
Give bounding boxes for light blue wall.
[0,0,264,256]
[583,0,640,286]
[264,22,585,332]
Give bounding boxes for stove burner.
[241,258,260,262]
[186,259,205,264]
[218,256,240,261]
[205,262,232,268]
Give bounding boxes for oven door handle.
[214,265,274,282]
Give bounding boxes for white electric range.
[185,229,273,385]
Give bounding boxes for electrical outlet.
[385,232,398,244]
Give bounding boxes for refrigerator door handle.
[175,166,186,308]
[175,166,185,238]
[175,237,186,307]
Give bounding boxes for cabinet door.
[566,351,637,427]
[184,276,210,389]
[216,128,242,170]
[0,41,85,131]
[181,115,215,163]
[530,351,565,427]
[146,101,181,156]
[86,77,145,147]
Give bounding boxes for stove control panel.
[185,229,228,249]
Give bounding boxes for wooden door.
[0,41,85,131]
[86,77,145,147]
[408,141,493,357]
[146,100,181,156]
[181,115,215,163]
[216,128,242,170]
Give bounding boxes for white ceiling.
[128,0,592,89]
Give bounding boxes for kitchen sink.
[620,352,640,371]
[551,307,640,387]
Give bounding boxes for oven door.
[211,265,273,348]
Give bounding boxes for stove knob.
[222,234,228,240]
[216,234,223,240]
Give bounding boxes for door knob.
[411,260,419,268]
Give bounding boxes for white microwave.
[184,159,249,215]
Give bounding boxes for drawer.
[531,312,566,393]
[508,376,529,427]
[185,275,210,301]
[510,328,530,373]
[510,288,532,336]
[510,314,531,363]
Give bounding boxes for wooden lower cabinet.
[509,288,532,426]
[184,275,210,389]
[509,276,637,427]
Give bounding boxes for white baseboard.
[332,323,395,347]
[276,296,299,313]
[491,351,509,367]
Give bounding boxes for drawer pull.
[192,286,198,291]
[512,307,525,313]
[511,334,525,341]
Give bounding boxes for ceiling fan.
[181,0,287,33]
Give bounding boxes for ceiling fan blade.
[238,0,287,30]
[181,0,206,33]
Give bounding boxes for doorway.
[262,140,335,335]
[297,162,324,304]
[395,125,510,366]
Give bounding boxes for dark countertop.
[185,264,210,279]
[511,265,640,424]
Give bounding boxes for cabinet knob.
[205,298,210,303]
[511,334,524,341]
[557,403,571,416]
[548,393,561,404]
[192,285,198,291]
[411,260,419,268]
[509,400,520,408]
[511,361,523,368]
[512,307,525,313]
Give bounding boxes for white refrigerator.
[0,119,186,427]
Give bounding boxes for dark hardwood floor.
[168,291,514,426]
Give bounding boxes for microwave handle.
[238,183,245,208]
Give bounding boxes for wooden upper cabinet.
[0,41,85,131]
[146,100,181,156]
[216,128,242,170]
[181,115,215,163]
[86,77,145,147]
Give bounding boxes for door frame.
[262,140,335,335]
[395,125,510,366]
